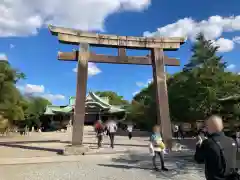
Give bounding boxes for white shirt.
[174,125,179,132]
[127,125,133,132]
[236,131,240,138]
[107,121,117,133]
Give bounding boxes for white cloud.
[10,44,15,49]
[144,15,240,52]
[22,84,45,93]
[42,94,65,101]
[132,91,139,96]
[212,38,234,52]
[136,82,145,87]
[134,78,152,96]
[0,0,150,37]
[73,62,101,77]
[17,84,65,101]
[233,36,240,44]
[136,78,152,88]
[226,64,236,70]
[0,53,7,61]
[147,78,153,84]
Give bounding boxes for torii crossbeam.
[49,25,185,154]
[57,49,180,66]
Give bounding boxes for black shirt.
[194,132,237,180]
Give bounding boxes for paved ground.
[0,131,151,158]
[0,126,205,179]
[0,153,205,180]
[0,126,194,158]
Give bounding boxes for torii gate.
[49,25,185,154]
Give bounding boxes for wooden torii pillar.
[49,25,185,153]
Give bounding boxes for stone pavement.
[0,153,205,180]
[0,128,194,158]
[0,126,152,159]
[0,127,207,179]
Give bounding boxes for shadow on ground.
[0,139,146,156]
[0,141,64,155]
[0,136,197,157]
[115,130,150,137]
[98,152,205,179]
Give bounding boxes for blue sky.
[0,0,240,105]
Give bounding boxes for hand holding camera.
[196,134,207,146]
[196,135,203,145]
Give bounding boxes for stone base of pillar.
[63,145,89,155]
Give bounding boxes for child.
[149,125,168,171]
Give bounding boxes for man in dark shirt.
[194,115,238,180]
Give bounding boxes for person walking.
[127,124,133,140]
[149,125,168,171]
[173,124,179,139]
[94,120,104,148]
[179,124,184,139]
[104,120,110,136]
[107,118,117,148]
[194,115,239,180]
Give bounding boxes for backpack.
[95,122,103,131]
[212,138,240,180]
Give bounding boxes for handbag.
[212,138,240,180]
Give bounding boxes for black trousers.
[179,131,184,139]
[109,133,115,148]
[174,131,179,139]
[128,132,132,139]
[152,151,165,169]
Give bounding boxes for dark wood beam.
[58,51,180,66]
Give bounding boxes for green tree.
[95,91,129,105]
[126,83,157,130]
[128,33,240,130]
[24,96,52,128]
[0,61,26,125]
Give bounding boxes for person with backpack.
[94,120,105,148]
[194,115,239,180]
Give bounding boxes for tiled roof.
[44,92,125,115]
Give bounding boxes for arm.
[194,139,207,164]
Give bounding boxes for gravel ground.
[0,154,205,180]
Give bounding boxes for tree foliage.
[128,33,240,129]
[0,61,26,123]
[24,96,52,128]
[0,61,51,131]
[95,91,129,105]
